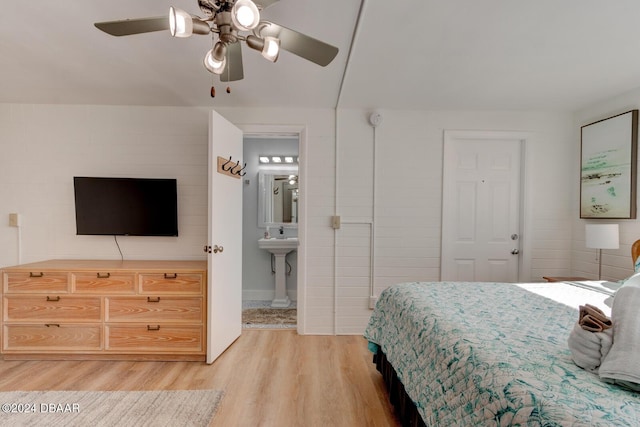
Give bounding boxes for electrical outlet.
[332,215,341,229]
[9,213,20,227]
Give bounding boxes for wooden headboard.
[633,239,640,265]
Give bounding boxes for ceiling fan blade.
[259,21,338,67]
[94,16,168,37]
[255,0,280,9]
[221,42,244,82]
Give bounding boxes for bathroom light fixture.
[259,155,298,164]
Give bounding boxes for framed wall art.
[580,109,638,219]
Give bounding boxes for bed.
[364,279,640,426]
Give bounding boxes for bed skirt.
[374,348,426,427]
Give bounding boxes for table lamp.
[585,223,620,280]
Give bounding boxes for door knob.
[511,249,520,255]
[213,245,224,254]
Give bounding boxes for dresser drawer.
[105,297,203,322]
[73,272,135,294]
[139,273,203,294]
[106,325,203,352]
[4,296,102,322]
[3,272,69,294]
[4,324,102,351]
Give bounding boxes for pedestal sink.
[258,238,298,308]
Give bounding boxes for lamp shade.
[231,0,260,31]
[203,49,226,74]
[585,224,620,249]
[169,7,210,38]
[169,7,193,37]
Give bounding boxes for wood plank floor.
[0,330,400,426]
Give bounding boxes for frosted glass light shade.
[204,49,226,74]
[169,7,210,37]
[585,224,620,249]
[262,36,280,62]
[231,0,260,31]
[169,7,193,37]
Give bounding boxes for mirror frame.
[258,167,299,229]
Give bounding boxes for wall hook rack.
[217,156,246,179]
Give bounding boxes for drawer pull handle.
[147,325,161,331]
[29,272,44,278]
[147,297,161,303]
[45,324,60,328]
[96,272,111,279]
[164,273,177,279]
[46,296,60,302]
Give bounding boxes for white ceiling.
[3,1,640,111]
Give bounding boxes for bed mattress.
[364,281,640,426]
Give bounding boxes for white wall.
[0,103,576,335]
[0,104,211,266]
[334,108,575,333]
[571,87,640,281]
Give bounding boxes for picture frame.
[580,110,638,219]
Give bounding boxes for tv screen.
[74,177,178,236]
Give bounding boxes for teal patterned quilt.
[364,282,640,426]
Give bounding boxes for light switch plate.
[9,213,19,227]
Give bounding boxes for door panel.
[207,111,243,364]
[442,134,522,282]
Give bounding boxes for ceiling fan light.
[262,36,280,62]
[169,7,193,37]
[231,0,260,31]
[213,41,227,62]
[169,6,210,37]
[204,49,226,75]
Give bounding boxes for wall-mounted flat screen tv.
[74,177,178,236]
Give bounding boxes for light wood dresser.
[0,259,207,361]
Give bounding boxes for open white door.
[207,110,243,364]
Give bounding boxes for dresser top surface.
[1,259,207,272]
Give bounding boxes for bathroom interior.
[242,135,299,327]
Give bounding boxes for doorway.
[241,131,300,329]
[441,130,531,282]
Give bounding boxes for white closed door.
[441,132,522,282]
[207,110,243,364]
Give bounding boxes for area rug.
[0,389,223,427]
[242,308,297,329]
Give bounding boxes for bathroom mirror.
[258,168,299,228]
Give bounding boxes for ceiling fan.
[94,0,339,82]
